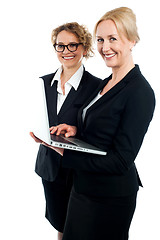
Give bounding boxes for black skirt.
[62,188,137,240]
[42,167,72,233]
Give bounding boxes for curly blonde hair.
[51,22,94,59]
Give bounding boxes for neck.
[61,64,82,84]
[111,60,135,83]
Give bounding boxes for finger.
[50,127,58,134]
[50,124,64,134]
[30,132,42,143]
[56,125,67,135]
[59,130,66,135]
[30,132,37,141]
[65,130,74,137]
[29,132,34,138]
[65,126,77,137]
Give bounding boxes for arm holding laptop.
[30,131,64,155]
[30,124,77,156]
[48,125,77,155]
[41,142,64,156]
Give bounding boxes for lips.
[104,53,116,59]
[62,56,75,60]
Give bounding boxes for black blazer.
[35,69,102,181]
[62,65,156,197]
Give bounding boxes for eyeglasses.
[54,43,82,52]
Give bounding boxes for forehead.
[96,20,119,37]
[56,30,79,43]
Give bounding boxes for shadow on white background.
[0,0,160,239]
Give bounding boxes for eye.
[57,44,64,49]
[109,37,117,42]
[68,43,77,48]
[69,43,77,47]
[97,38,104,43]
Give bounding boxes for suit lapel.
[78,76,128,130]
[58,87,78,117]
[88,78,127,113]
[45,80,58,125]
[79,77,110,110]
[77,78,110,132]
[57,70,86,118]
[86,66,138,116]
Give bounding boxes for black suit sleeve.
[62,85,155,175]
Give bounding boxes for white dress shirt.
[51,65,84,114]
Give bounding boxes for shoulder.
[39,71,57,86]
[125,66,156,112]
[82,69,102,85]
[126,65,155,100]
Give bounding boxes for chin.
[105,62,114,68]
[104,59,116,68]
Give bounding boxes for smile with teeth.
[104,53,116,59]
[62,56,75,60]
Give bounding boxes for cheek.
[75,51,85,62]
[56,53,62,61]
[97,45,103,55]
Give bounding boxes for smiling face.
[55,30,87,71]
[96,20,135,71]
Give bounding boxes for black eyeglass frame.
[53,43,83,52]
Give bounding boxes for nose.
[102,40,110,52]
[63,46,70,54]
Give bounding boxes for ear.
[83,48,88,57]
[130,40,136,51]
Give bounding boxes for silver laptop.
[33,78,107,156]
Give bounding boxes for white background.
[0,0,160,239]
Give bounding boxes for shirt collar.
[50,66,63,86]
[51,65,84,90]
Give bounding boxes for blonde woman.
[49,7,155,240]
[30,22,101,240]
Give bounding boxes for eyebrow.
[56,41,78,44]
[96,34,118,38]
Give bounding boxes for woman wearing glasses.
[48,7,155,240]
[30,22,101,240]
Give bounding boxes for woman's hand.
[29,132,64,156]
[50,124,77,138]
[41,142,64,156]
[29,132,43,143]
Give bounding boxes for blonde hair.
[94,7,140,44]
[51,22,94,59]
